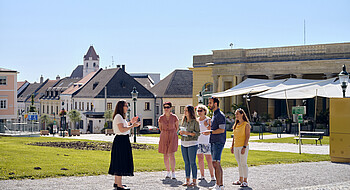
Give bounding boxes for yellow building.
[191,42,350,119]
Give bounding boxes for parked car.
[140,126,160,134]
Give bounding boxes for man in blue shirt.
[204,97,226,190]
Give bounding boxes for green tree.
[104,109,113,129]
[40,114,51,130]
[68,110,81,129]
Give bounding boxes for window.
[107,102,112,110]
[91,103,94,111]
[75,102,77,109]
[86,63,88,67]
[56,106,58,115]
[79,102,81,110]
[171,106,175,114]
[47,106,49,113]
[51,106,53,114]
[145,102,150,110]
[87,102,89,111]
[180,106,185,114]
[0,99,7,109]
[93,62,96,67]
[43,105,45,113]
[156,106,159,115]
[82,102,84,111]
[71,104,73,110]
[0,76,7,85]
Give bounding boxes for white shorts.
[197,143,211,155]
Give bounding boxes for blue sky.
[1,0,349,82]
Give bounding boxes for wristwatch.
[243,146,247,148]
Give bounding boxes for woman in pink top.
[158,102,179,179]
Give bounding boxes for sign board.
[292,106,306,115]
[297,114,303,124]
[28,112,38,121]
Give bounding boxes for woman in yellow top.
[230,108,251,187]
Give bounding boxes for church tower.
[83,46,100,77]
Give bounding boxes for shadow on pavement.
[161,178,183,187]
[198,179,216,187]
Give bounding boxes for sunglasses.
[124,105,129,108]
[197,110,203,112]
[164,106,171,109]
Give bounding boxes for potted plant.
[271,120,282,133]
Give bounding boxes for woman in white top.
[108,100,140,190]
[196,104,215,181]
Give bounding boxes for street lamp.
[131,86,138,143]
[198,91,203,104]
[338,65,349,98]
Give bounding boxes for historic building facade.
[191,42,350,119]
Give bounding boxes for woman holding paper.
[196,104,215,181]
[179,105,200,187]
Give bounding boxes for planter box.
[271,127,282,133]
[105,129,115,136]
[40,130,49,136]
[252,125,262,133]
[71,129,80,136]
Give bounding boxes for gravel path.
[1,161,349,190]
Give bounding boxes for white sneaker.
[209,184,224,190]
[171,172,176,179]
[209,184,219,190]
[165,172,171,179]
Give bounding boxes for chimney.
[56,75,60,80]
[122,65,125,71]
[117,65,121,69]
[40,75,44,83]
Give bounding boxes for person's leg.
[116,176,122,187]
[211,143,224,186]
[163,153,170,172]
[197,153,205,177]
[188,145,198,182]
[240,146,249,183]
[205,154,215,178]
[234,147,243,182]
[169,152,176,173]
[181,145,190,184]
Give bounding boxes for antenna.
[230,43,234,49]
[112,56,114,67]
[304,19,306,45]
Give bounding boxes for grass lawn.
[251,136,330,145]
[0,136,329,180]
[141,132,274,138]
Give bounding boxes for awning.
[208,78,286,98]
[254,78,350,99]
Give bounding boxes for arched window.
[93,62,96,67]
[86,63,88,67]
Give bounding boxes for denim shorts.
[211,142,225,162]
[197,143,211,155]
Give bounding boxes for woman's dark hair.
[233,108,249,129]
[163,102,172,107]
[183,105,196,124]
[113,100,127,119]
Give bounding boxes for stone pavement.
[1,162,349,190]
[48,134,329,155]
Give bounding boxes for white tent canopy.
[254,78,350,99]
[208,78,286,98]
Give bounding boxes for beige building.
[151,70,193,125]
[191,42,350,119]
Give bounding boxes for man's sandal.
[232,180,242,185]
[240,182,248,187]
[188,182,197,187]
